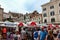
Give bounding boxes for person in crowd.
[7,29,11,40]
[2,27,7,39]
[10,33,14,40]
[33,28,38,40]
[38,27,47,40]
[14,31,22,40]
[45,30,54,40]
[21,28,26,40]
[53,28,58,38]
[10,30,16,40]
[0,31,2,40]
[26,28,32,40]
[57,30,60,40]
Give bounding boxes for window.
[50,11,55,16]
[39,18,40,20]
[44,19,47,23]
[51,18,55,23]
[50,6,54,9]
[43,13,47,17]
[59,3,60,6]
[43,8,46,11]
[59,10,60,14]
[39,21,40,24]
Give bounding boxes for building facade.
[8,12,24,22]
[29,11,42,24]
[0,5,42,23]
[0,6,3,21]
[42,0,60,24]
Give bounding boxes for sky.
[0,0,50,14]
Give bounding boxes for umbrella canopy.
[55,24,59,28]
[26,21,37,27]
[30,21,36,26]
[4,21,17,27]
[48,24,55,28]
[18,22,24,27]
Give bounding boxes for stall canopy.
[48,24,55,28]
[37,24,48,27]
[30,21,36,26]
[14,22,19,25]
[55,24,59,28]
[4,21,17,27]
[18,22,24,27]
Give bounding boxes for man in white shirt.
[21,28,26,40]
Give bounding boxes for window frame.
[44,19,47,23]
[43,8,46,11]
[43,13,47,17]
[50,5,54,9]
[50,11,55,16]
[51,18,55,23]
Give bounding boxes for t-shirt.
[38,31,41,35]
[21,30,26,39]
[2,28,7,33]
[40,31,47,40]
[53,30,57,34]
[17,35,22,40]
[33,31,38,39]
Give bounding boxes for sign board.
[4,23,17,27]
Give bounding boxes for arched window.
[43,13,47,17]
[51,18,55,22]
[44,19,47,23]
[50,11,55,16]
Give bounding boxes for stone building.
[42,0,60,24]
[0,5,4,21]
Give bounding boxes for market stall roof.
[18,22,24,27]
[37,24,48,26]
[48,24,55,29]
[13,22,19,25]
[55,24,59,28]
[26,21,38,27]
[0,24,5,26]
[30,21,36,26]
[0,21,4,24]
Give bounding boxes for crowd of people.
[0,26,60,40]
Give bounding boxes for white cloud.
[0,0,50,14]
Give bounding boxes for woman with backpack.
[45,30,54,40]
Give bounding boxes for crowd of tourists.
[0,26,60,40]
